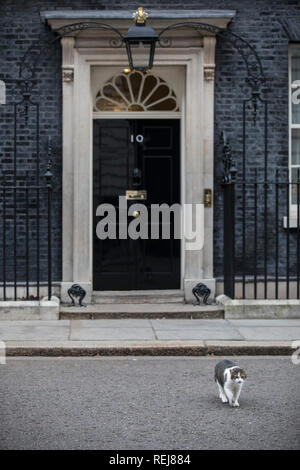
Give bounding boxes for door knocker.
[132,168,142,187]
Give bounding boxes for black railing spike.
[47,136,52,158]
[44,159,53,186]
[221,131,237,185]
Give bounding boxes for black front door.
[93,119,180,290]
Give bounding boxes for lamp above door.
[123,7,158,72]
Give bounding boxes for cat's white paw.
[221,397,228,403]
[232,402,239,407]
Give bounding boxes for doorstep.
[59,303,224,319]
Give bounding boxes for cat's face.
[230,368,247,384]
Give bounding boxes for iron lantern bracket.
[16,17,266,97]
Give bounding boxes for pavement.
[0,356,299,449]
[0,318,300,356]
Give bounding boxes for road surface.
[0,356,299,450]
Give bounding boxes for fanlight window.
[94,71,179,112]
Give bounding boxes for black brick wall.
[0,0,299,284]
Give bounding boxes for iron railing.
[0,165,52,301]
[223,167,300,299]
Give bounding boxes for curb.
[5,341,293,357]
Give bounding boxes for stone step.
[92,290,185,304]
[60,303,224,320]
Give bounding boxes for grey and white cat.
[215,359,247,407]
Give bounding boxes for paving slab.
[70,326,156,341]
[205,340,292,347]
[6,340,207,348]
[228,319,300,327]
[0,320,70,341]
[154,328,243,341]
[152,319,243,340]
[151,319,233,329]
[236,326,300,341]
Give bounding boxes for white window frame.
[289,44,300,219]
[0,80,5,104]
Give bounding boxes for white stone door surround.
[43,9,235,302]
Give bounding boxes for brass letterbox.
[126,190,147,200]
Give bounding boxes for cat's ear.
[241,369,247,378]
